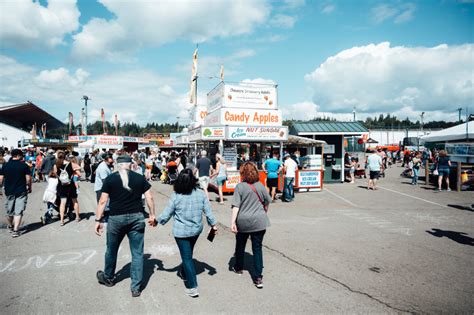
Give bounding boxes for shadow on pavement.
[227,253,256,277]
[114,254,164,290]
[426,228,474,246]
[448,204,474,212]
[165,259,217,283]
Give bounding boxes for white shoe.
[185,287,199,298]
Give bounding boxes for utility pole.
[457,107,462,123]
[82,96,89,135]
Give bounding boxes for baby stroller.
[151,160,162,181]
[41,195,75,225]
[166,160,178,185]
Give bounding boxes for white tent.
[421,121,474,142]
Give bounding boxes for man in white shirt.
[283,153,298,202]
[367,149,383,190]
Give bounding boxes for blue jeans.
[104,213,145,292]
[283,177,295,201]
[175,235,199,289]
[234,230,266,279]
[412,167,419,184]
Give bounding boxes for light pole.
[457,107,462,123]
[82,95,89,135]
[352,107,356,122]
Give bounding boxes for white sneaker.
[185,287,199,298]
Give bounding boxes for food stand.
[188,81,288,193]
[284,135,326,192]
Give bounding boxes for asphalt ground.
[0,165,473,314]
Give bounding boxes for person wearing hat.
[283,153,297,202]
[0,149,32,237]
[95,154,156,297]
[94,153,114,216]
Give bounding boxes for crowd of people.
[344,146,454,191]
[0,147,273,298]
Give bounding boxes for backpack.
[59,163,71,185]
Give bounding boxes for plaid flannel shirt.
[157,189,217,238]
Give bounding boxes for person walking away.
[263,152,282,202]
[0,149,32,237]
[411,153,422,185]
[94,153,114,222]
[194,150,213,201]
[213,154,227,204]
[54,152,80,225]
[0,150,5,196]
[283,153,297,201]
[157,169,217,297]
[95,155,156,297]
[367,149,383,190]
[83,153,92,181]
[231,162,271,288]
[40,149,56,182]
[35,151,44,182]
[41,170,58,224]
[435,150,452,192]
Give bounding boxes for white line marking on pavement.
[324,188,358,208]
[378,186,449,208]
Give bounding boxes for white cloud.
[270,14,297,28]
[321,4,336,14]
[71,0,271,60]
[0,0,80,49]
[304,42,474,120]
[282,101,319,120]
[0,55,191,124]
[371,3,416,24]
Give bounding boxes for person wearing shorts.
[194,150,213,201]
[366,149,382,190]
[263,152,282,202]
[0,149,32,238]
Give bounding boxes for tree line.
[45,114,464,139]
[284,114,462,130]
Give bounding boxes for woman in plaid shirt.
[157,168,217,298]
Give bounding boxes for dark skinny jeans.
[175,235,199,289]
[234,230,266,279]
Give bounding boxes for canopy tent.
[421,121,473,143]
[287,135,327,147]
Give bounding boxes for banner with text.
[204,108,282,127]
[207,82,278,112]
[227,126,288,141]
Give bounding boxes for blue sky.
[0,0,473,125]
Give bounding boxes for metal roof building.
[290,121,369,135]
[290,121,369,183]
[0,102,64,131]
[0,102,65,148]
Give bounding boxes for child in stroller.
[166,159,178,184]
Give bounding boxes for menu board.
[223,146,238,170]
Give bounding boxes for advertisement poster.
[189,105,208,128]
[207,83,277,112]
[223,146,238,170]
[227,126,288,141]
[204,108,282,127]
[201,127,225,140]
[297,170,321,188]
[225,171,241,189]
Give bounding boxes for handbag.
[247,183,268,212]
[433,169,439,176]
